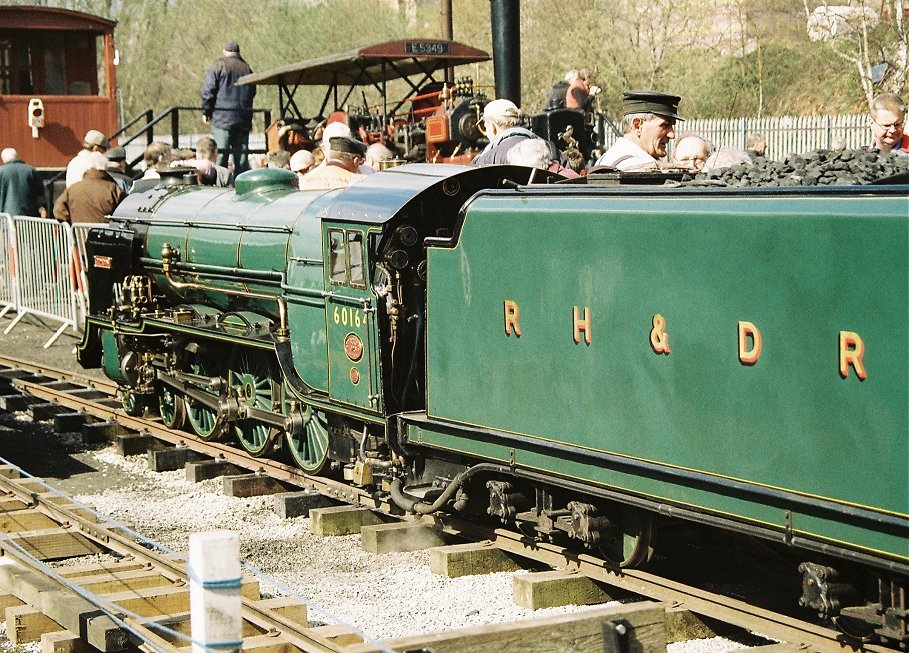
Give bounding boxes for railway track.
[0,353,894,653]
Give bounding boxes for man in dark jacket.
[0,148,46,217]
[201,41,256,175]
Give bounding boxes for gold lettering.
[738,321,762,365]
[650,313,670,354]
[839,331,867,380]
[573,306,591,345]
[504,300,521,337]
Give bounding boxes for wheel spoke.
[157,383,185,430]
[230,350,277,457]
[286,408,329,473]
[186,351,222,440]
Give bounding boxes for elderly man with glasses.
[868,93,909,155]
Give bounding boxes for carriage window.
[348,232,364,287]
[329,230,346,284]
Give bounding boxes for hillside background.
[7,0,908,126]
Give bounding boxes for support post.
[189,531,241,653]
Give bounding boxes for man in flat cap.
[105,146,134,193]
[201,40,256,176]
[65,129,110,187]
[472,98,541,166]
[299,135,366,191]
[595,90,682,170]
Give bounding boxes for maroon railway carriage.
[0,6,118,168]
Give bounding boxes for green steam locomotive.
[78,164,908,645]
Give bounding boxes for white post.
[189,531,242,653]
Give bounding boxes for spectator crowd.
[1,46,906,224]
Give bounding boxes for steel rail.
[1,357,897,652]
[0,465,352,653]
[8,374,382,510]
[0,354,119,395]
[434,516,892,653]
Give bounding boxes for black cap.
[107,146,126,161]
[305,116,325,130]
[622,90,683,121]
[329,136,367,156]
[224,41,240,53]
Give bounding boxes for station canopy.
[237,39,490,123]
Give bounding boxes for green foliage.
[2,0,882,124]
[692,43,863,116]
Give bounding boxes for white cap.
[321,121,352,145]
[83,129,110,149]
[289,149,315,172]
[482,99,521,120]
[1,148,18,163]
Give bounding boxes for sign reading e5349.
[405,41,450,55]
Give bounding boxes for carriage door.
[325,227,381,412]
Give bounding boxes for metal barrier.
[70,223,94,323]
[3,216,79,348]
[0,214,15,320]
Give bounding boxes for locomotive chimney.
[489,0,520,106]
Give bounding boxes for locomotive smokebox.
[490,0,520,106]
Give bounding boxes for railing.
[0,214,16,320]
[112,106,272,169]
[2,216,79,348]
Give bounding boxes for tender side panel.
[423,190,908,561]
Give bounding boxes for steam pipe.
[489,0,520,105]
[389,463,511,515]
[160,242,288,337]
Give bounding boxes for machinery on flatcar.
[240,40,494,164]
[77,163,908,646]
[0,6,118,169]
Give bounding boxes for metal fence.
[70,223,94,322]
[600,113,871,160]
[0,214,17,320]
[2,216,79,348]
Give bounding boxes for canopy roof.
[237,39,489,87]
[0,6,116,32]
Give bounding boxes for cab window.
[328,228,366,288]
[348,232,364,287]
[329,229,346,284]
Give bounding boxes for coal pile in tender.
[688,148,907,187]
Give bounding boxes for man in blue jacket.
[0,148,46,217]
[201,41,256,174]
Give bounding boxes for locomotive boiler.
[78,165,908,645]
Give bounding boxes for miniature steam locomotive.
[78,165,908,645]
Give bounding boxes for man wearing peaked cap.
[299,135,367,191]
[329,135,367,156]
[595,90,683,170]
[105,146,134,193]
[83,129,110,149]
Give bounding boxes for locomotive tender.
[78,165,908,644]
